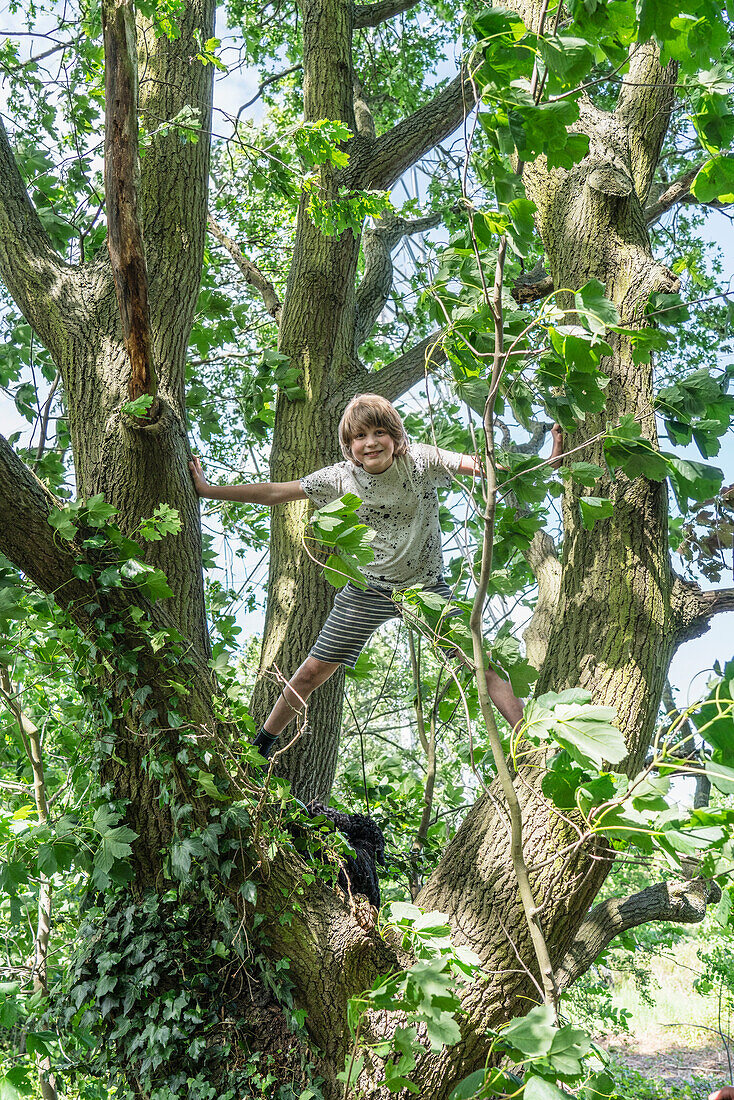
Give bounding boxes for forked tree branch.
[369,330,446,400]
[207,213,282,323]
[556,876,722,990]
[355,210,441,347]
[672,576,734,642]
[342,67,478,192]
[645,165,701,225]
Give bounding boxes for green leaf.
[139,503,182,541]
[537,33,594,89]
[170,836,204,879]
[502,1004,556,1058]
[197,770,229,801]
[48,505,78,540]
[646,291,690,326]
[691,156,734,203]
[324,551,368,589]
[142,568,174,602]
[524,689,627,769]
[424,1011,461,1051]
[84,493,118,527]
[578,496,614,529]
[561,462,604,487]
[121,393,154,418]
[664,455,723,510]
[524,1075,573,1100]
[706,759,734,795]
[575,278,619,334]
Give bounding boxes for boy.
[189,394,562,758]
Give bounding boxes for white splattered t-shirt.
[300,442,463,589]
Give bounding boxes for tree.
[0,1,733,1099]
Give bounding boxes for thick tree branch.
[353,75,376,139]
[522,530,562,672]
[341,66,478,192]
[355,210,441,347]
[368,330,446,400]
[556,876,721,990]
[353,0,420,28]
[138,0,216,398]
[672,576,734,643]
[645,165,701,225]
[512,261,554,303]
[103,0,156,409]
[207,213,282,323]
[0,116,79,358]
[615,42,678,202]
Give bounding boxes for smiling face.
[348,426,396,473]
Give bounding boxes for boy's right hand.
[189,456,208,497]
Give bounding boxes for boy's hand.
[189,456,208,497]
[549,423,564,470]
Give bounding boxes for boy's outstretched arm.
[189,456,308,505]
[456,423,564,476]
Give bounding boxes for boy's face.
[349,426,396,473]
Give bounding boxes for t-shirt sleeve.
[299,463,346,507]
[410,442,463,488]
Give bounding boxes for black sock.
[253,727,279,759]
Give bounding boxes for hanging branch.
[102,0,157,412]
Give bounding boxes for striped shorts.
[310,579,453,668]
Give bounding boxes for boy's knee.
[294,656,338,691]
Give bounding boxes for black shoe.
[253,728,279,760]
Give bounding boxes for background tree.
[0,1,733,1099]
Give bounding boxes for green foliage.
[342,903,482,1092]
[306,494,376,589]
[522,689,627,770]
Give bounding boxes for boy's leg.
[484,666,524,730]
[451,646,524,729]
[254,656,341,757]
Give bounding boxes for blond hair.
[338,394,409,464]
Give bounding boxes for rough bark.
[103,0,156,408]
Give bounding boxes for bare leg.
[262,655,341,739]
[485,666,524,729]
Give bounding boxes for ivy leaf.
[579,496,614,529]
[197,770,230,801]
[170,836,205,879]
[48,505,78,541]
